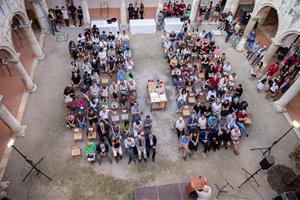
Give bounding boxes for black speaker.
[259,155,275,170]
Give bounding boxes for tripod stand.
[215,180,234,198]
[11,145,52,182]
[238,167,261,188]
[251,125,296,156]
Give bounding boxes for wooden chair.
[110,111,120,123]
[120,110,129,121]
[245,113,253,126]
[182,106,191,118]
[87,127,97,141]
[73,128,83,142]
[188,93,196,105]
[100,74,110,86]
[71,144,81,158]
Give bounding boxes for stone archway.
[255,5,279,46]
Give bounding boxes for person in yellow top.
[48,9,58,35]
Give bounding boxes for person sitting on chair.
[83,141,96,163]
[96,141,112,164]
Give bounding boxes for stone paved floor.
[2,25,299,200]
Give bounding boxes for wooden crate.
[73,128,83,142]
[182,106,191,118]
[87,127,97,140]
[71,144,81,158]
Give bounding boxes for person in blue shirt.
[117,68,126,83]
[200,130,212,157]
[177,31,185,41]
[180,133,190,161]
[187,114,198,133]
[207,115,219,133]
[246,31,256,49]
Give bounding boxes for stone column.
[189,0,200,23]
[14,57,37,93]
[230,0,240,16]
[20,22,45,60]
[236,15,259,51]
[81,0,91,26]
[0,95,26,136]
[120,0,128,30]
[261,38,281,67]
[156,0,164,17]
[223,0,232,13]
[274,76,300,112]
[30,0,50,32]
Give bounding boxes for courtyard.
[2,24,299,200]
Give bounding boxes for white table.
[129,19,156,34]
[164,18,184,33]
[91,20,119,35]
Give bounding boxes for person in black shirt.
[233,84,243,99]
[139,4,144,19]
[68,4,77,26]
[71,72,82,88]
[77,6,83,26]
[145,134,157,162]
[55,6,62,24]
[128,4,134,20]
[107,32,115,41]
[96,141,112,164]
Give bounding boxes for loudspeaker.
[259,155,275,170]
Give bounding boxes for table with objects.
[91,20,119,34]
[147,80,167,111]
[164,18,184,33]
[129,19,156,34]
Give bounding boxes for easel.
[215,180,234,199]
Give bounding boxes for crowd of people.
[162,29,249,159]
[48,3,85,35]
[64,27,157,165]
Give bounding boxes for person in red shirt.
[267,62,279,76]
[236,110,248,137]
[209,74,219,89]
[167,4,173,17]
[284,54,298,67]
[214,62,223,76]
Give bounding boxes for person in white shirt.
[89,81,99,98]
[198,115,207,132]
[175,117,185,139]
[228,73,237,87]
[136,134,147,162]
[61,6,69,27]
[163,38,172,54]
[212,100,222,117]
[177,89,187,112]
[99,107,110,124]
[82,60,92,75]
[124,136,136,164]
[218,76,228,91]
[223,62,231,76]
[194,185,212,200]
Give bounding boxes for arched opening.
[255,6,279,47]
[10,14,36,73]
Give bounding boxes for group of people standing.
[63,27,157,165]
[128,3,145,20]
[48,4,84,35]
